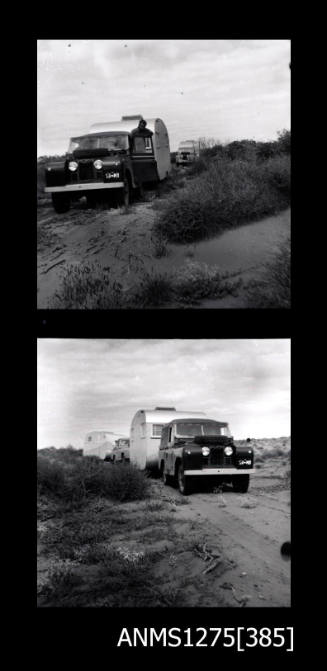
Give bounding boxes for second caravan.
[129,407,207,471]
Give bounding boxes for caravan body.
[176,140,200,166]
[129,407,207,470]
[83,430,116,459]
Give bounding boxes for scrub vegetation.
[49,261,242,309]
[155,131,290,244]
[37,439,291,608]
[38,131,290,309]
[245,237,291,308]
[37,447,221,607]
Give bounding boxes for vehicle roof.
[88,118,161,135]
[169,418,228,425]
[85,430,116,435]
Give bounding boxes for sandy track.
[166,474,291,607]
[37,193,290,309]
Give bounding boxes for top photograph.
[37,39,291,310]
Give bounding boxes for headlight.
[202,447,210,456]
[68,161,78,172]
[224,446,233,456]
[94,159,103,170]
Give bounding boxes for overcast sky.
[37,339,290,449]
[37,39,290,156]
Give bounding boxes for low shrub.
[155,154,290,244]
[246,237,290,309]
[135,270,174,307]
[48,263,127,309]
[37,456,66,497]
[37,454,150,504]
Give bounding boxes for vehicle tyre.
[134,182,144,200]
[177,464,192,495]
[118,177,131,209]
[232,475,249,493]
[52,193,70,213]
[162,470,171,486]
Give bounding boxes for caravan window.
[152,424,164,438]
[87,436,92,442]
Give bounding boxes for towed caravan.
[44,115,171,212]
[175,140,200,166]
[129,407,207,471]
[83,430,116,460]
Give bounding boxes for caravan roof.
[89,117,160,135]
[137,408,206,425]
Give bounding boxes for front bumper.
[44,182,124,194]
[183,468,254,476]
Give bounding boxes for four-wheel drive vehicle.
[44,115,171,213]
[112,438,130,463]
[159,418,254,495]
[175,140,199,166]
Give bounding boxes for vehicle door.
[131,134,158,184]
[167,425,175,474]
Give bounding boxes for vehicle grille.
[78,161,95,181]
[209,450,233,467]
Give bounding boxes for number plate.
[105,172,120,179]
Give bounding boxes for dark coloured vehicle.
[112,438,130,463]
[44,116,171,213]
[159,418,254,495]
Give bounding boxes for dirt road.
[37,455,291,607]
[164,473,290,607]
[37,189,290,309]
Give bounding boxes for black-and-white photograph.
[37,39,290,310]
[37,338,291,608]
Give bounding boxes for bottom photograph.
[37,338,291,608]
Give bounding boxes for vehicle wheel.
[177,464,192,495]
[162,470,171,486]
[233,475,249,493]
[118,177,131,209]
[134,182,144,200]
[52,193,70,213]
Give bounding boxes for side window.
[144,137,152,151]
[133,136,149,153]
[168,427,172,444]
[152,424,164,438]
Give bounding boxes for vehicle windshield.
[175,422,230,437]
[68,133,129,153]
